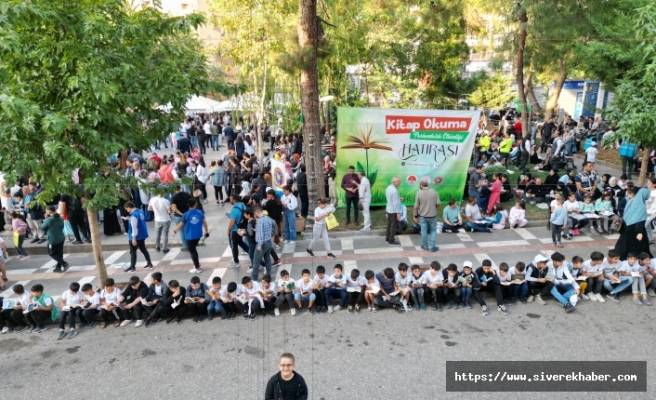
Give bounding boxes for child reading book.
[569,256,587,300]
[80,283,100,328]
[580,195,600,233]
[58,282,85,339]
[325,264,347,314]
[425,261,445,311]
[207,276,228,320]
[508,262,529,303]
[374,267,403,312]
[443,264,461,309]
[345,269,366,313]
[458,262,475,309]
[583,251,606,302]
[99,278,123,329]
[185,276,209,323]
[408,265,425,310]
[602,249,632,302]
[624,253,652,306]
[497,263,513,305]
[395,263,413,311]
[312,265,328,313]
[0,284,31,333]
[237,277,263,320]
[364,270,380,312]
[276,269,297,316]
[25,284,59,333]
[294,270,317,313]
[259,274,277,316]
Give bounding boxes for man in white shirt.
[148,193,172,253]
[281,186,298,244]
[385,177,403,246]
[357,170,371,231]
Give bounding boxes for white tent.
[184,95,223,113]
[216,99,241,111]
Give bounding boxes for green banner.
[336,107,480,207]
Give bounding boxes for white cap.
[463,261,473,268]
[534,254,549,263]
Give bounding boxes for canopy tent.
[184,95,223,113]
[216,99,240,111]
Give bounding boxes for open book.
[23,303,38,314]
[388,290,399,296]
[280,282,296,291]
[346,286,361,293]
[185,297,204,304]
[583,213,599,219]
[599,211,614,217]
[366,287,380,295]
[100,303,118,311]
[2,299,20,309]
[631,271,642,278]
[568,213,586,220]
[510,274,525,281]
[61,304,83,312]
[576,275,587,281]
[140,298,157,307]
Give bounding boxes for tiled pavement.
[1,226,620,301]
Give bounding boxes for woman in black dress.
[264,189,283,248]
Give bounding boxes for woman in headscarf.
[614,181,653,260]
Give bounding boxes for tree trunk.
[525,63,542,113]
[298,0,325,213]
[638,149,650,188]
[86,206,108,288]
[257,56,268,161]
[119,150,127,171]
[544,58,567,121]
[516,6,529,141]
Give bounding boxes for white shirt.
[196,165,209,183]
[583,260,603,277]
[100,287,122,304]
[149,197,171,222]
[203,122,211,135]
[586,147,598,162]
[313,274,329,288]
[497,271,512,283]
[394,272,413,288]
[297,279,315,294]
[328,274,346,288]
[243,281,262,297]
[154,284,163,297]
[313,205,335,226]
[61,290,84,306]
[409,272,426,285]
[365,279,380,291]
[424,271,444,285]
[277,278,295,291]
[346,276,366,288]
[84,292,101,307]
[564,200,580,212]
[359,176,371,203]
[281,193,298,211]
[602,258,622,276]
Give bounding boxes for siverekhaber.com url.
[454,371,638,383]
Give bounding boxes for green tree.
[0,0,220,285]
[602,2,656,186]
[468,73,515,110]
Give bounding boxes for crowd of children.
[1,249,655,338]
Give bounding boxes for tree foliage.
[0,0,216,208]
[468,73,514,110]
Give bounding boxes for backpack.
[233,203,245,225]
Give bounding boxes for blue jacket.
[623,187,650,226]
[128,209,149,241]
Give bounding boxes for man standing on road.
[252,206,274,281]
[385,177,403,246]
[265,353,309,400]
[177,132,191,156]
[124,201,154,273]
[468,165,484,200]
[413,179,441,252]
[40,205,69,273]
[148,192,172,253]
[340,165,360,227]
[227,194,248,268]
[357,170,371,231]
[296,165,309,218]
[171,186,191,252]
[223,122,235,149]
[23,185,46,243]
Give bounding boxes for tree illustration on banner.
[340,124,393,186]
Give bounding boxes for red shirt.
[513,121,522,133]
[149,155,162,169]
[158,165,175,183]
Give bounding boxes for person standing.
[40,206,69,273]
[413,179,440,252]
[265,353,309,400]
[357,170,371,231]
[385,177,403,246]
[171,186,191,252]
[148,192,172,253]
[296,165,309,218]
[281,186,298,244]
[172,198,209,274]
[123,201,154,273]
[467,165,484,199]
[252,206,274,281]
[340,165,360,226]
[23,185,46,243]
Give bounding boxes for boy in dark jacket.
[145,280,186,326]
[118,275,149,327]
[265,353,308,400]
